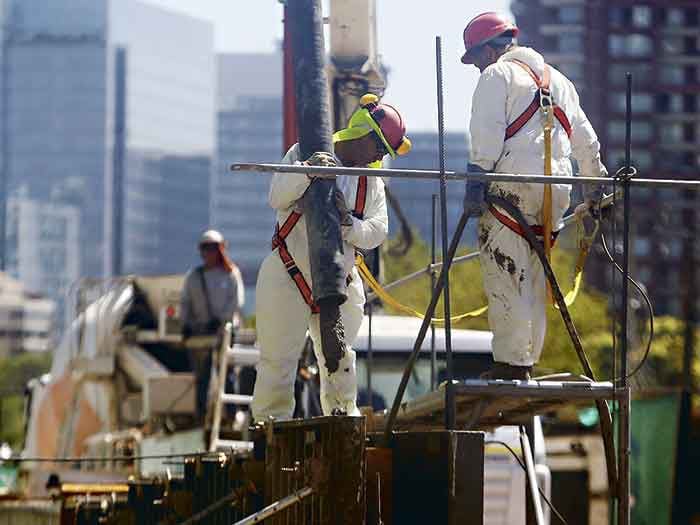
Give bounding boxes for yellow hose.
[355,255,487,324]
[355,246,588,324]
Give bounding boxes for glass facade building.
[6,192,79,329]
[1,0,215,304]
[387,132,472,246]
[214,53,283,313]
[2,0,109,278]
[512,0,700,317]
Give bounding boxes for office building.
[0,272,54,357]
[5,192,80,326]
[214,53,283,312]
[1,0,215,284]
[511,1,700,316]
[152,155,211,275]
[387,131,472,246]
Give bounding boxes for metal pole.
[231,163,700,190]
[621,72,631,382]
[618,387,631,525]
[435,36,455,430]
[430,194,437,391]
[617,71,633,525]
[520,426,545,525]
[367,300,373,407]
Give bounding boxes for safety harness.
[271,176,368,314]
[490,59,572,251]
[503,60,572,141]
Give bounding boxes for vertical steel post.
[618,386,631,525]
[430,194,438,391]
[520,426,545,525]
[367,301,373,407]
[617,71,633,525]
[435,36,455,429]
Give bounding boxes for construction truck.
[16,276,257,492]
[2,274,557,525]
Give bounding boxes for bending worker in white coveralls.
[461,13,608,380]
[252,94,411,420]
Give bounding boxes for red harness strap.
[504,60,572,141]
[488,204,559,246]
[353,175,367,219]
[271,211,318,312]
[272,176,369,313]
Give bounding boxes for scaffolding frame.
[232,44,700,525]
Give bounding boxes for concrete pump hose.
[486,194,619,498]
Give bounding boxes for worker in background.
[181,230,245,419]
[252,94,411,420]
[461,12,607,380]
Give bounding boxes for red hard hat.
[370,102,407,152]
[348,94,411,157]
[461,12,519,64]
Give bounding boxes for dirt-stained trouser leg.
[251,254,311,421]
[478,213,547,367]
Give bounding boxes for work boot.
[480,362,532,381]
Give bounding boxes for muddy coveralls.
[251,144,388,420]
[470,46,607,367]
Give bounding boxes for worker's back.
[470,46,586,225]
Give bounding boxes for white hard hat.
[199,229,225,245]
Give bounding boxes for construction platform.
[370,378,620,431]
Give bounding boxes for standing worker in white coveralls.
[461,13,608,379]
[181,230,245,420]
[252,94,411,420]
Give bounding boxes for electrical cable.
[485,440,569,525]
[601,232,655,381]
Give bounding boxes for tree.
[0,352,52,447]
[379,227,655,380]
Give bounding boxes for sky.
[146,0,512,132]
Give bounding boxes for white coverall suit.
[470,47,607,367]
[252,144,388,420]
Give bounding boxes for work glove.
[303,151,339,179]
[182,325,193,340]
[575,198,601,220]
[465,163,489,218]
[581,158,609,218]
[206,318,222,334]
[334,189,354,227]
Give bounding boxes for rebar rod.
[233,487,314,525]
[430,194,438,391]
[435,36,455,430]
[617,72,633,525]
